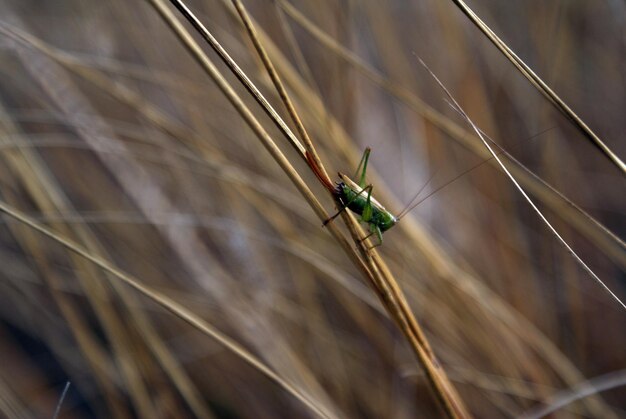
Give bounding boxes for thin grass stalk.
[230,0,328,182]
[0,97,214,418]
[418,59,625,311]
[244,16,617,414]
[166,0,306,157]
[448,0,625,174]
[5,15,623,272]
[0,113,148,417]
[274,0,626,268]
[218,1,471,417]
[2,3,623,417]
[0,196,337,419]
[150,0,471,415]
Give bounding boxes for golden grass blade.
[418,58,626,311]
[229,13,618,413]
[2,2,622,417]
[211,6,618,414]
[229,0,330,183]
[0,197,337,419]
[518,369,626,419]
[275,0,626,268]
[162,1,470,416]
[165,0,306,156]
[449,0,626,174]
[0,106,214,418]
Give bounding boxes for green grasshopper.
[308,147,398,247]
[307,126,556,247]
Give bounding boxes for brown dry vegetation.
[0,1,624,418]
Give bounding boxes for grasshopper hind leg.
[357,224,383,248]
[354,148,372,188]
[371,224,383,248]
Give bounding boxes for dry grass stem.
[449,0,625,174]
[0,197,336,419]
[1,1,623,418]
[418,58,625,311]
[226,1,469,416]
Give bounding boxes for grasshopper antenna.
[397,169,439,220]
[397,154,498,221]
[396,125,557,221]
[396,153,505,221]
[417,56,626,310]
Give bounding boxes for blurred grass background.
[0,0,624,417]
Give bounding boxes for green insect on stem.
[323,148,398,248]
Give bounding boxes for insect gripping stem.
[307,148,397,247]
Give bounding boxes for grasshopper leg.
[325,147,373,226]
[357,225,383,248]
[353,147,372,188]
[372,225,383,248]
[323,184,373,226]
[360,181,374,223]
